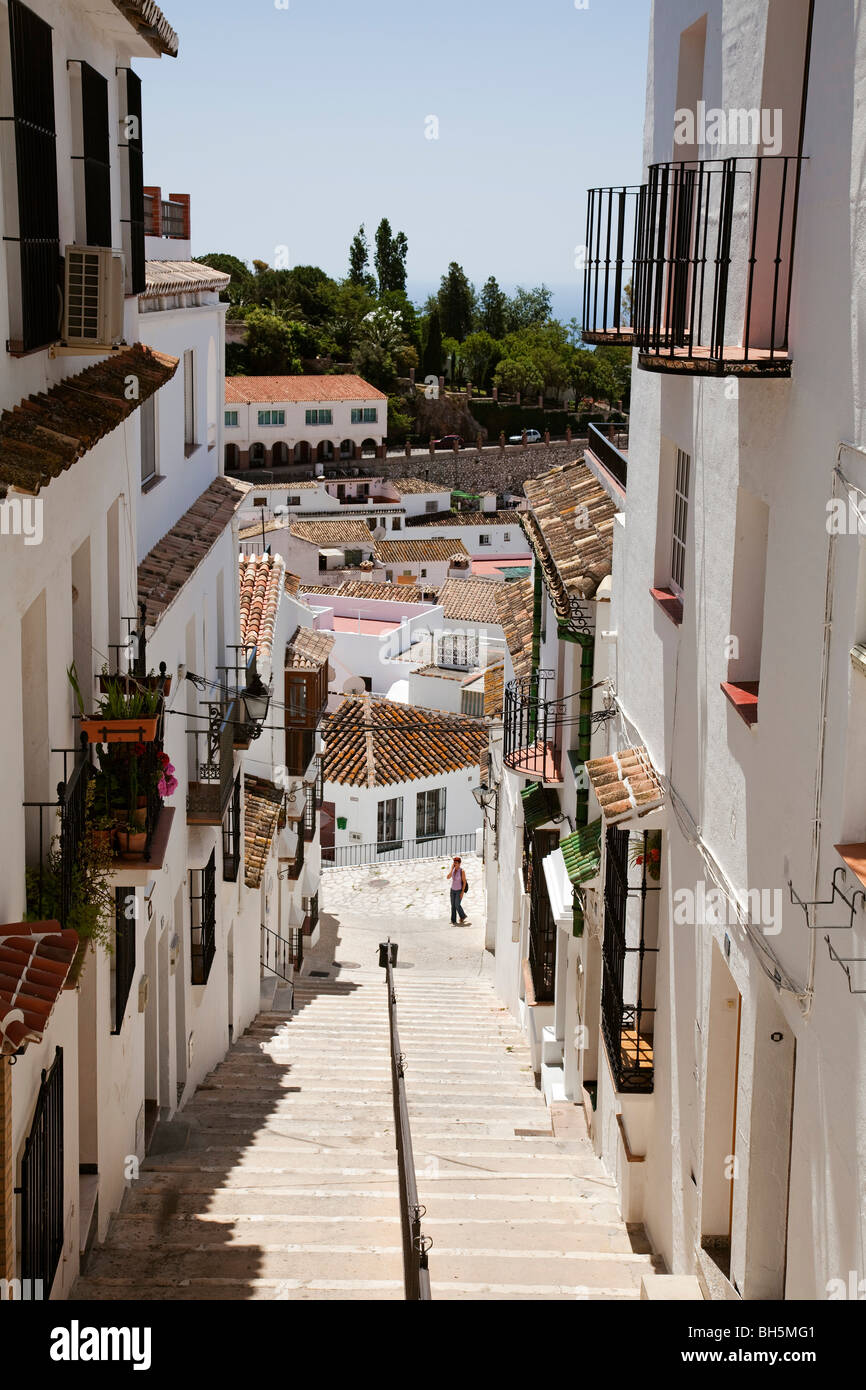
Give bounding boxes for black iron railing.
[582,185,641,342]
[315,752,324,807]
[503,673,565,781]
[380,941,432,1300]
[322,831,477,868]
[308,890,319,934]
[190,847,216,985]
[601,826,659,1093]
[303,782,316,841]
[222,773,242,882]
[286,827,305,880]
[586,423,628,491]
[188,697,238,823]
[17,1046,63,1296]
[528,829,559,1002]
[260,924,297,982]
[633,156,805,374]
[112,887,136,1035]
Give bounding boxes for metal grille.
[261,924,293,981]
[587,423,628,490]
[671,448,690,593]
[112,887,136,1034]
[582,185,640,339]
[190,848,216,986]
[8,0,61,351]
[303,781,316,840]
[377,796,403,853]
[322,831,477,868]
[121,68,145,295]
[81,61,111,247]
[601,826,658,1093]
[161,199,186,238]
[18,1047,63,1295]
[503,672,564,780]
[528,829,559,1002]
[222,773,241,882]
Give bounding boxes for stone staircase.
[74,965,655,1301]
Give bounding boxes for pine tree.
[478,275,507,339]
[374,219,409,295]
[348,225,369,285]
[438,262,475,342]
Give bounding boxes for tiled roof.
[0,923,79,1055]
[374,538,469,564]
[300,580,434,604]
[287,625,336,670]
[414,510,523,527]
[111,0,178,56]
[290,519,376,547]
[560,819,603,885]
[243,777,284,889]
[142,261,230,298]
[521,783,561,831]
[0,344,178,499]
[239,553,284,662]
[239,479,321,490]
[522,460,617,622]
[387,478,447,495]
[324,694,488,788]
[225,374,387,404]
[585,747,665,823]
[495,578,534,680]
[238,517,287,540]
[139,476,250,626]
[285,571,302,597]
[484,662,505,717]
[437,577,502,625]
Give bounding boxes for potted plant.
[98,664,172,697]
[629,830,662,882]
[69,664,161,745]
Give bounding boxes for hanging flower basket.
[81,717,159,745]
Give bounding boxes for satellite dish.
[342,677,366,695]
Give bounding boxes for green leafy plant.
[629,830,662,882]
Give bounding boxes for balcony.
[581,185,641,345]
[584,422,628,494]
[633,156,804,377]
[503,674,564,784]
[187,697,239,825]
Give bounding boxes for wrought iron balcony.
[582,185,641,345]
[633,155,805,377]
[503,673,565,783]
[187,696,238,826]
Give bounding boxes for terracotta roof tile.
[239,553,284,662]
[495,578,534,680]
[390,478,448,495]
[238,517,288,540]
[585,746,665,823]
[112,0,178,57]
[142,261,230,298]
[290,519,376,547]
[0,923,79,1055]
[411,510,523,527]
[243,777,284,889]
[287,625,336,670]
[522,459,617,622]
[324,694,488,788]
[437,577,502,625]
[225,374,386,404]
[285,571,302,597]
[138,476,250,626]
[374,538,468,564]
[484,661,505,717]
[0,343,178,499]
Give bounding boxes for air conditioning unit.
[63,245,124,348]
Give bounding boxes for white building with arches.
[224,374,388,471]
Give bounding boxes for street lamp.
[472,783,498,826]
[242,671,271,739]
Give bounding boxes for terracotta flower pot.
[81,717,159,745]
[115,828,147,858]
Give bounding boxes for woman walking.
[446,856,471,925]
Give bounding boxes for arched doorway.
[272,441,290,466]
[361,437,378,458]
[294,441,311,465]
[225,442,240,470]
[339,438,354,460]
[249,442,266,466]
[317,440,335,463]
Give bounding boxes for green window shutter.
[520,783,560,831]
[559,818,602,886]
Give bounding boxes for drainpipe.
[802,441,866,1017]
[0,1056,14,1284]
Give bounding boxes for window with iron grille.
[80,62,111,247]
[528,829,559,1002]
[7,0,61,352]
[140,394,157,485]
[437,631,479,670]
[118,67,145,295]
[190,847,217,985]
[18,1046,64,1295]
[416,787,446,840]
[184,348,197,448]
[222,774,241,882]
[600,825,658,1093]
[670,448,690,596]
[377,796,403,849]
[112,887,136,1035]
[303,781,316,839]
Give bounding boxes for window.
[225,410,239,428]
[77,62,111,248]
[385,571,393,582]
[222,775,241,883]
[287,495,300,506]
[305,408,333,426]
[392,517,402,530]
[7,0,61,352]
[366,517,376,531]
[253,496,267,507]
[345,549,362,567]
[479,533,491,546]
[670,447,691,595]
[140,395,157,486]
[258,409,285,427]
[351,406,378,424]
[377,796,403,849]
[425,500,438,514]
[118,67,145,295]
[184,349,197,449]
[503,531,511,541]
[437,632,480,670]
[416,788,446,840]
[420,568,427,579]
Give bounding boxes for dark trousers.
[450,888,466,923]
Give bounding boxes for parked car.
[509,428,542,444]
[431,434,464,450]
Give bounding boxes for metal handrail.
[380,939,431,1300]
[322,831,477,868]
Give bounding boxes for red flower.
[132,742,146,756]
[157,750,170,767]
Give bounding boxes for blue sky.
[140,0,650,318]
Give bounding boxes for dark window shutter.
[8,0,61,351]
[124,68,145,294]
[81,62,111,247]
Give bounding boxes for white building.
[224,374,388,470]
[322,695,487,866]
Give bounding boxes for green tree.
[478,276,507,338]
[438,261,476,341]
[348,224,373,287]
[374,218,408,295]
[196,252,253,306]
[505,284,553,332]
[421,306,443,379]
[460,331,502,391]
[594,343,632,406]
[492,354,544,396]
[244,307,303,375]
